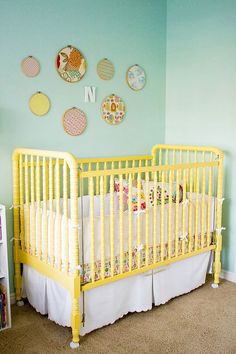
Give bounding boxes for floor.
[0,277,236,354]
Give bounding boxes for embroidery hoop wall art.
[62,107,87,136]
[29,92,50,116]
[21,56,40,77]
[126,64,146,91]
[97,58,115,80]
[56,45,86,83]
[101,94,126,125]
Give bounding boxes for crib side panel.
[12,148,80,291]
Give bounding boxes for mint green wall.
[0,0,166,291]
[166,0,236,272]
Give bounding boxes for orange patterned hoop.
[56,45,86,83]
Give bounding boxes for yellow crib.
[12,144,223,348]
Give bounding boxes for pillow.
[114,178,146,212]
[142,181,183,207]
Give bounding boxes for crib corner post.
[70,277,81,348]
[12,150,22,301]
[213,150,224,287]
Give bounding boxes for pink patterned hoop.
[62,107,87,136]
[21,56,40,77]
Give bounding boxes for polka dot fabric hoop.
[56,45,86,83]
[101,94,126,125]
[21,56,40,77]
[126,64,146,91]
[63,107,87,136]
[97,58,115,80]
[29,92,50,116]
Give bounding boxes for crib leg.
[14,246,23,303]
[212,234,222,288]
[70,298,81,348]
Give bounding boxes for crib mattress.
[22,251,212,336]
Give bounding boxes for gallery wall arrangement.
[21,44,146,135]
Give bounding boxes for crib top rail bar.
[13,148,78,170]
[77,155,152,164]
[80,160,219,178]
[152,144,223,157]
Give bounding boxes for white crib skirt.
[22,251,211,335]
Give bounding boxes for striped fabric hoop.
[97,58,115,80]
[21,56,40,77]
[62,107,87,136]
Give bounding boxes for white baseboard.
[220,269,236,283]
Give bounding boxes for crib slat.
[35,156,42,260]
[145,172,149,266]
[55,159,61,269]
[104,162,107,193]
[175,170,180,257]
[19,154,25,251]
[207,153,213,246]
[128,173,133,271]
[49,158,54,266]
[201,164,206,249]
[30,155,36,256]
[182,170,187,254]
[100,176,105,280]
[110,175,114,277]
[194,168,200,251]
[89,177,95,282]
[96,163,99,195]
[119,175,124,274]
[137,173,141,269]
[63,161,69,273]
[24,155,30,254]
[153,172,157,263]
[160,171,165,261]
[188,169,193,253]
[168,171,173,259]
[43,157,48,264]
[194,150,197,192]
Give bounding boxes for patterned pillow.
[142,181,183,207]
[114,178,146,212]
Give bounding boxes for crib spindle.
[160,171,165,261]
[30,155,36,256]
[153,172,157,263]
[49,158,54,266]
[137,173,141,268]
[201,165,206,249]
[35,156,41,259]
[19,154,24,251]
[188,169,193,253]
[89,177,95,282]
[168,171,173,259]
[182,170,187,254]
[43,157,48,264]
[145,172,149,266]
[24,155,30,254]
[194,168,200,251]
[175,169,180,257]
[110,175,114,277]
[128,173,133,272]
[100,176,105,280]
[63,161,69,272]
[119,175,124,274]
[207,154,213,246]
